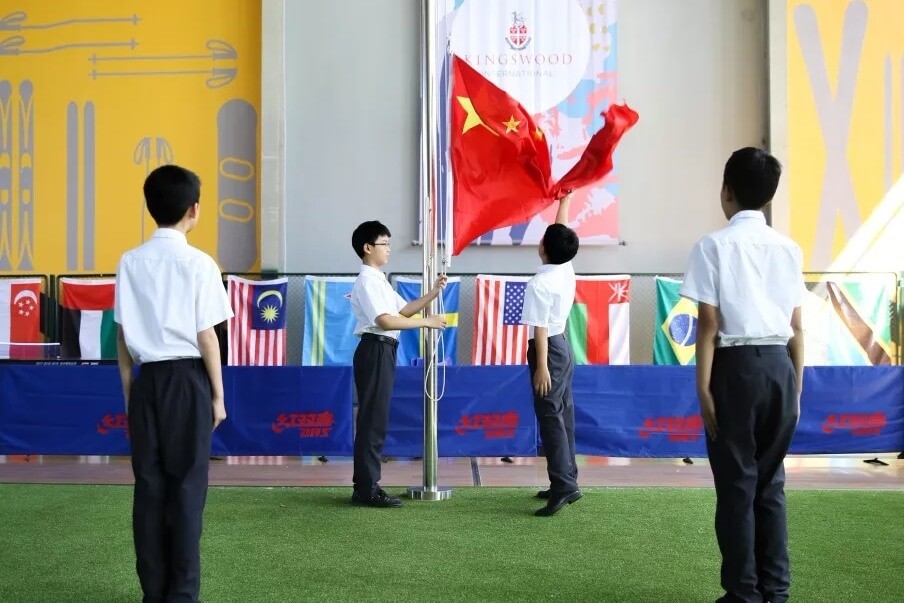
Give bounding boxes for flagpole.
[409,0,451,502]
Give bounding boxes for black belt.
[140,357,204,369]
[361,333,399,347]
[715,345,789,357]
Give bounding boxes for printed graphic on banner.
[792,365,903,453]
[472,275,531,365]
[454,411,521,439]
[211,366,354,456]
[0,3,261,274]
[59,277,116,360]
[227,276,288,366]
[801,274,896,365]
[436,0,620,248]
[97,413,129,438]
[271,411,335,439]
[395,276,460,366]
[0,277,42,358]
[638,415,704,444]
[384,366,537,457]
[567,275,629,365]
[653,276,698,365]
[302,276,358,366]
[787,0,904,270]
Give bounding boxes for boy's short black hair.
[723,147,782,210]
[143,165,201,226]
[352,221,392,258]
[542,224,579,264]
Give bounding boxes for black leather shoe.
[535,490,582,516]
[351,489,404,508]
[536,489,550,499]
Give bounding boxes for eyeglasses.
[371,242,391,248]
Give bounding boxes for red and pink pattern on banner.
[435,0,620,248]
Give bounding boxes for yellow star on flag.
[456,96,498,136]
[533,127,544,141]
[503,115,521,134]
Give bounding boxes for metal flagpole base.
[407,486,453,501]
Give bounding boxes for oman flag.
[60,278,117,360]
[566,275,631,365]
[0,278,42,358]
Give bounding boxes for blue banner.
[574,366,706,457]
[0,365,354,457]
[213,366,353,456]
[0,365,132,455]
[792,366,903,453]
[573,365,904,456]
[0,365,900,457]
[383,366,537,457]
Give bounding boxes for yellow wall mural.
[0,0,261,275]
[787,0,902,271]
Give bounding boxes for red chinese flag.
[551,103,640,198]
[450,56,553,255]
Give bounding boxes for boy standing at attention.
[115,165,233,603]
[680,148,805,603]
[520,194,582,517]
[350,220,446,507]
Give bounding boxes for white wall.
[274,0,768,275]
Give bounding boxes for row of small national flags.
[3,274,893,367]
[232,275,635,367]
[0,275,633,366]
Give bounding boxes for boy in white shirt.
[115,165,233,603]
[520,194,581,517]
[349,220,446,507]
[681,148,804,603]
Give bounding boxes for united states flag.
[227,276,288,366]
[472,275,531,365]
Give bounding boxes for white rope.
[424,267,448,404]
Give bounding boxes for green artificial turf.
[0,485,901,602]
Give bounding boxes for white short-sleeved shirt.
[680,210,805,347]
[351,265,408,339]
[114,228,233,364]
[520,262,576,339]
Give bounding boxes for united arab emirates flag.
[59,278,117,360]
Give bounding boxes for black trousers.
[352,334,398,496]
[708,345,799,603]
[527,334,578,494]
[129,358,212,603]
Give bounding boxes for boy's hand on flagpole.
[430,274,448,297]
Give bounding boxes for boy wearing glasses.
[349,220,447,507]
